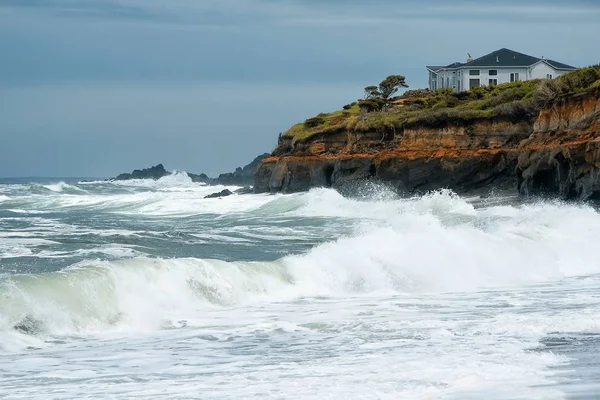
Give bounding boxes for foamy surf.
[1,177,600,399]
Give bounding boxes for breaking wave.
[2,190,600,348]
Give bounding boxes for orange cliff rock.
[255,89,600,199]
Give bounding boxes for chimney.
[467,53,473,62]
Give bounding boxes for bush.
[494,100,536,121]
[451,91,474,100]
[358,98,387,112]
[343,102,357,110]
[304,114,326,128]
[431,100,448,111]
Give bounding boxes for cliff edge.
[255,67,600,199]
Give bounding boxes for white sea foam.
[2,184,600,398]
[1,192,599,336]
[41,182,86,193]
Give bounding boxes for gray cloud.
[0,0,599,177]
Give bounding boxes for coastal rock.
[516,91,600,199]
[255,88,600,199]
[214,153,270,186]
[204,189,233,199]
[234,186,254,194]
[187,172,211,184]
[113,164,169,181]
[110,153,270,186]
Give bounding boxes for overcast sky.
[1,0,599,177]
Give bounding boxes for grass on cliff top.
[282,65,600,144]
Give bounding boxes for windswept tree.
[359,75,409,112]
[364,85,380,99]
[378,75,409,99]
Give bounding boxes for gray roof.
[545,59,577,70]
[466,48,539,67]
[427,48,576,71]
[445,61,464,68]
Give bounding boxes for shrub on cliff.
[358,98,387,112]
[533,66,600,105]
[304,114,326,128]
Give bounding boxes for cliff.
[255,69,600,199]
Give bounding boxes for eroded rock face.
[255,89,600,199]
[516,91,600,199]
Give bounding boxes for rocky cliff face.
[517,91,600,199]
[255,88,600,199]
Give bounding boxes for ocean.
[1,174,600,399]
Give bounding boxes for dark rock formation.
[213,153,270,185]
[234,186,254,194]
[113,164,169,181]
[204,189,233,199]
[187,172,211,183]
[110,154,270,187]
[255,88,600,199]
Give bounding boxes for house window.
[489,70,498,76]
[489,79,498,86]
[469,70,480,76]
[469,79,480,89]
[510,73,520,82]
[546,74,553,79]
[446,77,449,87]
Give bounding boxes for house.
[426,48,576,92]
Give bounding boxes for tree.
[359,75,409,113]
[364,85,380,99]
[377,75,409,100]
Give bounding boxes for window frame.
[469,70,480,76]
[489,70,498,76]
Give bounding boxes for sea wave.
[2,192,599,344]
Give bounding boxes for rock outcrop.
[255,88,600,199]
[111,154,270,186]
[113,164,169,181]
[204,189,233,199]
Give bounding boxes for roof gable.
[426,65,445,72]
[465,48,540,67]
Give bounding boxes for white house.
[426,48,576,92]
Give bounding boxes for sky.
[1,0,599,178]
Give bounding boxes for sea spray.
[2,191,600,338]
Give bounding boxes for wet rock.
[204,189,233,199]
[113,164,169,181]
[234,186,253,194]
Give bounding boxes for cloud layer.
[1,0,599,176]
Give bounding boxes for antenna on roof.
[467,53,473,62]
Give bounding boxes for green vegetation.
[359,75,409,112]
[282,66,600,144]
